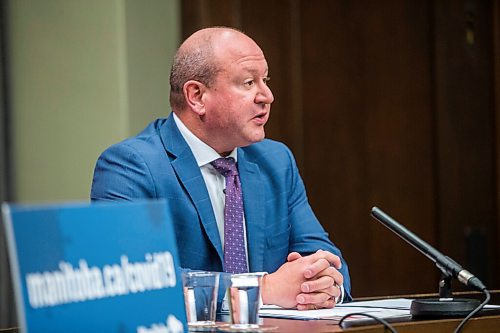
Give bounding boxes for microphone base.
[410,298,480,318]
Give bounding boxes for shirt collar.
[173,112,237,167]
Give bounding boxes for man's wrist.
[260,272,271,305]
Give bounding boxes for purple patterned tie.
[211,157,248,273]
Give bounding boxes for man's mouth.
[252,112,268,125]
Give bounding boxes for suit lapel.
[238,148,266,272]
[159,115,224,262]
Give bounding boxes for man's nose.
[256,83,274,104]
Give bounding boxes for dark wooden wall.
[181,0,500,298]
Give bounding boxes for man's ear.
[183,80,207,116]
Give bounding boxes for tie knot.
[211,157,238,177]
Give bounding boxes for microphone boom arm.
[371,207,486,292]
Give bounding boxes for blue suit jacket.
[91,114,351,301]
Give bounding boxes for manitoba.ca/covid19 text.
[25,251,177,308]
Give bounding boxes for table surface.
[1,291,499,332]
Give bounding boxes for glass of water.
[182,271,219,330]
[222,273,276,332]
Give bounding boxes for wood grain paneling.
[239,1,307,164]
[433,0,497,288]
[181,0,500,298]
[300,0,437,297]
[181,0,242,39]
[494,0,500,295]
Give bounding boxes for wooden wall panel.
[239,1,301,157]
[181,0,499,298]
[181,0,305,161]
[433,0,497,288]
[181,0,242,39]
[490,0,500,294]
[300,0,437,297]
[495,0,500,292]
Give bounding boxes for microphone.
[371,207,488,318]
[371,207,486,292]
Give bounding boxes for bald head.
[169,27,260,111]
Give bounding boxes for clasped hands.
[261,250,344,310]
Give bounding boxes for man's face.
[201,34,274,154]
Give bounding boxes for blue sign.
[2,200,187,333]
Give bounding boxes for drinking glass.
[182,271,219,330]
[221,273,276,332]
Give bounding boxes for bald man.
[91,27,352,310]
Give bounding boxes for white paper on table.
[259,298,500,322]
[259,298,413,321]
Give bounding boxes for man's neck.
[172,112,237,166]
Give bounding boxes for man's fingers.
[303,251,342,279]
[303,262,344,285]
[296,292,335,306]
[303,258,330,278]
[296,299,335,311]
[301,280,342,301]
[313,250,341,269]
[314,266,344,286]
[287,250,342,273]
[287,252,302,262]
[301,276,339,295]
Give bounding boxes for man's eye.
[263,77,271,85]
[244,80,254,87]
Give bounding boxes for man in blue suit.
[91,27,351,309]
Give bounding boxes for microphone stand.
[371,207,482,318]
[409,273,480,318]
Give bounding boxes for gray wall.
[8,0,180,203]
[1,0,180,327]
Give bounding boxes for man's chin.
[238,132,266,148]
[251,131,266,143]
